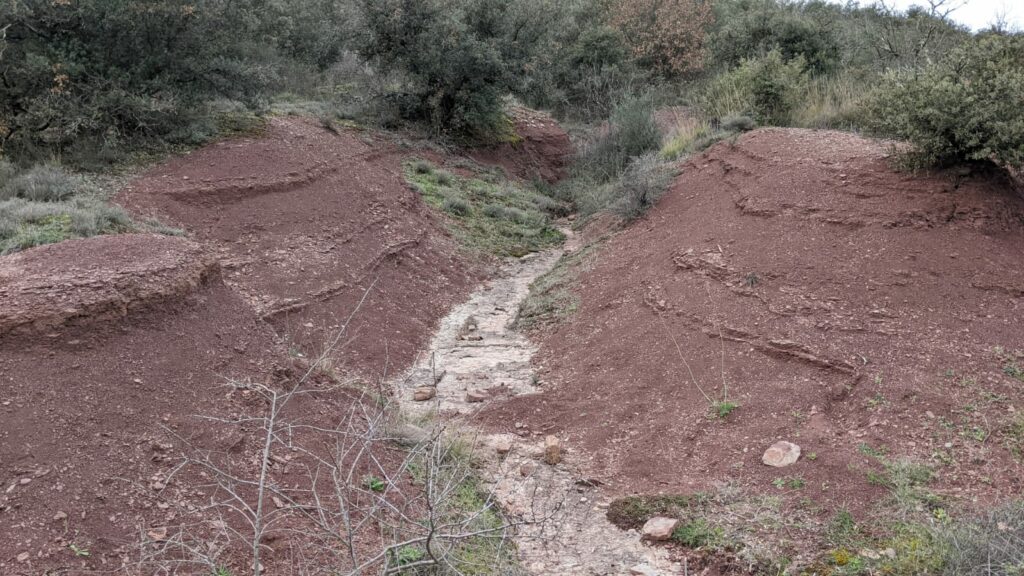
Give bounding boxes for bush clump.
[700,50,808,126]
[1,165,88,202]
[0,0,279,165]
[865,34,1024,170]
[577,96,661,181]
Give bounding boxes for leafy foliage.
[0,0,278,165]
[865,33,1024,170]
[700,50,808,125]
[710,0,840,73]
[610,0,714,76]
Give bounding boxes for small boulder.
[520,461,538,477]
[494,438,513,455]
[762,440,801,467]
[630,564,659,576]
[466,389,490,403]
[641,516,679,541]
[543,435,561,465]
[413,386,436,401]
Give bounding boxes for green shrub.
[1,165,89,202]
[710,0,841,74]
[865,34,1024,170]
[721,115,757,133]
[482,203,507,219]
[357,0,518,142]
[0,160,16,187]
[615,153,674,219]
[577,96,661,181]
[700,50,808,126]
[549,26,645,120]
[0,0,279,165]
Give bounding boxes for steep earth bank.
[482,128,1024,562]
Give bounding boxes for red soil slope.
[485,129,1024,516]
[0,119,484,573]
[0,235,291,573]
[469,106,573,184]
[119,117,478,379]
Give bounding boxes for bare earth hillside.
[0,118,490,573]
[482,128,1024,557]
[118,117,480,379]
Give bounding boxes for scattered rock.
[641,516,679,541]
[762,440,801,467]
[16,552,30,563]
[630,564,659,576]
[413,386,436,401]
[520,461,538,477]
[53,511,68,521]
[147,527,168,541]
[494,438,513,455]
[543,435,561,465]
[466,389,490,403]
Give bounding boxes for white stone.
[641,516,679,541]
[762,440,801,467]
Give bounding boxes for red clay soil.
[468,106,573,184]
[119,117,479,379]
[0,234,216,338]
[0,118,487,573]
[484,128,1024,526]
[0,234,289,573]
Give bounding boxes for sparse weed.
[672,518,721,548]
[713,400,739,419]
[515,241,602,329]
[363,476,386,492]
[442,196,471,216]
[1,164,90,202]
[771,476,805,490]
[69,543,91,557]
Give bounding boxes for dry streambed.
[392,229,678,576]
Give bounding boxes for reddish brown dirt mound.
[0,235,292,573]
[0,234,215,338]
[469,106,573,183]
[119,117,478,378]
[484,129,1024,517]
[1,115,477,572]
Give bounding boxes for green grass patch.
[404,159,565,258]
[671,518,722,548]
[0,197,134,255]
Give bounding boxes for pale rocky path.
[393,228,679,576]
